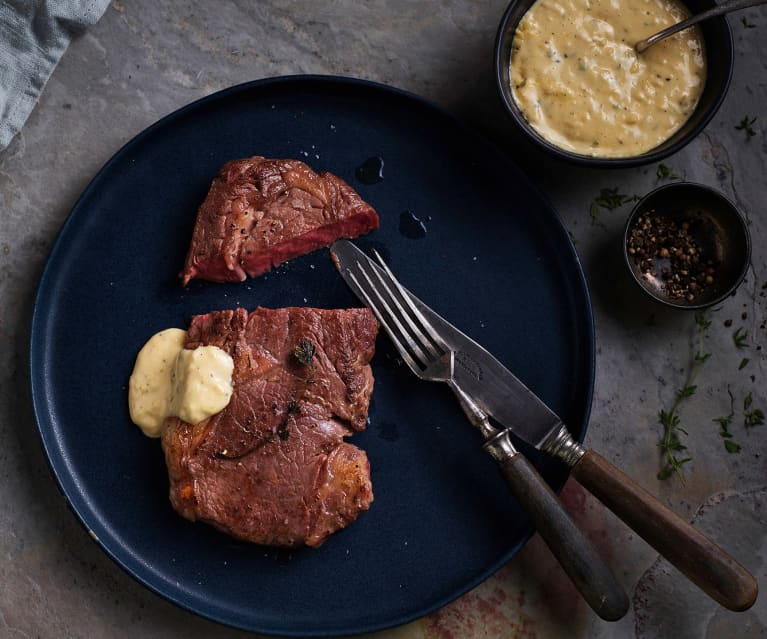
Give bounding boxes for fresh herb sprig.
[293,338,316,365]
[658,310,713,480]
[733,327,749,349]
[713,386,740,453]
[656,163,682,181]
[744,392,765,428]
[589,187,640,223]
[735,116,758,140]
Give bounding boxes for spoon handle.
[636,0,767,53]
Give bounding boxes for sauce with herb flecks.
[510,0,706,157]
[128,328,234,437]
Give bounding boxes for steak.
[161,306,378,548]
[180,157,380,285]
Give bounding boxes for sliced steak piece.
[161,306,378,548]
[180,157,379,285]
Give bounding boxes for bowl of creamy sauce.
[495,0,733,166]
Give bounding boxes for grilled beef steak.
[161,306,378,548]
[180,157,379,285]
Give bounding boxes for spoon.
[636,0,767,53]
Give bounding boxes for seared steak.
[180,157,379,285]
[161,306,378,548]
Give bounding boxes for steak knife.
[331,239,758,613]
[332,240,629,621]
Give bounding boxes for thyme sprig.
[744,392,765,428]
[658,310,713,480]
[735,116,758,140]
[656,163,682,181]
[733,327,749,348]
[293,338,316,365]
[713,386,740,453]
[589,188,641,223]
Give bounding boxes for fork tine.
[371,249,450,352]
[363,257,444,360]
[345,268,424,374]
[351,261,436,369]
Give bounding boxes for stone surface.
[1,1,765,638]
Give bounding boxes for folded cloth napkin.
[0,0,110,150]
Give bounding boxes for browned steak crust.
[180,157,380,285]
[161,306,378,548]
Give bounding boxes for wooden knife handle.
[497,452,629,620]
[571,450,758,611]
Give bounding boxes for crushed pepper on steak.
[180,157,380,285]
[161,306,379,548]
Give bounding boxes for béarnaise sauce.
[510,0,706,157]
[128,328,234,437]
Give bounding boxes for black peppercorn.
[627,208,719,302]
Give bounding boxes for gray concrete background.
[1,2,765,638]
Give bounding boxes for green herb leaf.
[656,163,681,180]
[738,357,750,370]
[293,338,316,365]
[713,416,732,428]
[669,438,687,451]
[589,187,641,222]
[741,16,757,29]
[735,115,757,140]
[677,385,697,399]
[733,327,749,349]
[745,408,765,428]
[694,311,713,330]
[724,439,742,453]
[657,466,674,480]
[744,391,753,411]
[713,385,735,437]
[660,409,679,428]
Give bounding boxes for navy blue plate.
[30,76,594,636]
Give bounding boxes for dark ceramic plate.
[30,76,594,636]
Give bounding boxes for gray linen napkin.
[0,0,110,150]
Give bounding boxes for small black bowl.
[623,183,751,310]
[494,0,733,168]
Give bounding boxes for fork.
[343,250,629,621]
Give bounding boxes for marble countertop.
[1,2,765,638]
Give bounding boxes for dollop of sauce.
[128,328,234,438]
[509,0,706,157]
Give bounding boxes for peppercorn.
[627,208,719,302]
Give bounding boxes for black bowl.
[623,183,751,309]
[494,0,734,168]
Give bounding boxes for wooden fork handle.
[485,432,629,621]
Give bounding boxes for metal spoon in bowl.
[636,0,767,53]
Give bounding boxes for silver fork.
[343,250,628,622]
[347,253,497,439]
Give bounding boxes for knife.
[332,240,629,621]
[331,239,758,613]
